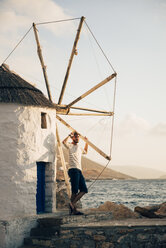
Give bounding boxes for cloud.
[117,113,150,136]
[149,123,166,136]
[116,113,166,138]
[0,0,76,73]
[0,0,74,36]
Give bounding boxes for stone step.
[24,236,72,248]
[24,236,92,248]
[61,211,114,225]
[20,245,39,248]
[37,216,63,227]
[24,237,53,247]
[30,226,60,237]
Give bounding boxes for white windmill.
[32,16,117,198]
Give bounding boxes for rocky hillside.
[57,148,135,180]
[160,175,166,179]
[111,165,166,179]
[81,156,135,180]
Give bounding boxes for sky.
[0,0,166,173]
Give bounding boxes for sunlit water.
[81,179,166,210]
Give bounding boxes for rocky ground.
[20,203,166,248]
[134,202,166,218]
[86,201,166,220]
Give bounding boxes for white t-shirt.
[64,143,85,171]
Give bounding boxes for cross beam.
[56,105,113,116]
[59,112,113,116]
[67,73,116,108]
[70,106,114,115]
[56,115,111,161]
[58,16,85,104]
[33,23,52,102]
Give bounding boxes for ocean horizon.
[82,179,166,210]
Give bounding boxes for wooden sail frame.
[33,16,116,163]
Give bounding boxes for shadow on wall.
[1,132,56,207]
[0,132,56,217]
[21,132,56,170]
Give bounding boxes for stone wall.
[0,216,37,248]
[45,162,57,213]
[58,224,166,248]
[20,215,166,248]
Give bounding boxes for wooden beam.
[67,73,116,108]
[33,23,52,102]
[58,16,85,105]
[56,115,111,161]
[56,123,71,198]
[56,105,113,115]
[70,106,114,115]
[59,112,113,116]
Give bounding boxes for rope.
[36,17,81,26]
[109,75,117,156]
[1,25,33,65]
[84,21,116,73]
[86,117,106,134]
[1,17,80,65]
[86,26,111,110]
[87,75,117,191]
[87,160,111,190]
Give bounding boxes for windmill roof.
[0,64,55,109]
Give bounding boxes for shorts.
[68,168,88,194]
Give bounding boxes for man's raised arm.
[62,134,71,147]
[84,137,88,154]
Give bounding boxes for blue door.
[36,162,45,213]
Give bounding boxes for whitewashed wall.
[0,103,57,219]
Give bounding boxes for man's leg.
[68,169,80,213]
[69,192,85,215]
[71,171,88,213]
[70,192,84,211]
[70,193,79,211]
[68,169,87,214]
[71,193,77,203]
[72,192,85,205]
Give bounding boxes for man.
[63,131,88,215]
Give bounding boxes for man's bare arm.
[84,137,88,154]
[62,134,71,145]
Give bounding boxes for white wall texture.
[0,217,37,248]
[0,103,57,219]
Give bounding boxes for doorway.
[36,162,45,213]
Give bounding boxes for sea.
[81,179,166,210]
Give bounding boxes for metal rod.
[33,22,52,102]
[58,16,85,104]
[67,73,116,108]
[56,115,111,160]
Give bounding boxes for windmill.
[32,16,117,197]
